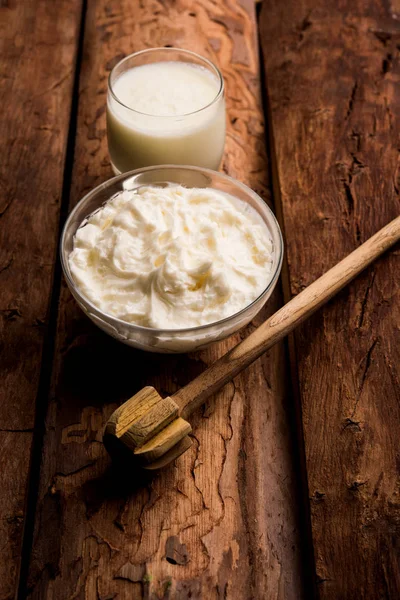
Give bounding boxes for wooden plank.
[25,1,307,598]
[260,1,400,597]
[0,1,82,599]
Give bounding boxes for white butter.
[107,62,226,173]
[69,185,274,329]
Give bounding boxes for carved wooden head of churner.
[103,386,192,470]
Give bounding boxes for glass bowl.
[60,166,283,353]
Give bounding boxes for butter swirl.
[69,185,274,329]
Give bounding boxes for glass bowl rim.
[107,47,224,118]
[60,165,284,336]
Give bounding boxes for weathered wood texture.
[26,1,305,598]
[0,2,82,599]
[261,0,400,597]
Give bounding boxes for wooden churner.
[104,215,400,469]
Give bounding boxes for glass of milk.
[107,48,226,174]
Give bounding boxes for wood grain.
[0,1,82,598]
[260,0,400,597]
[25,1,305,598]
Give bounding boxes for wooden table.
[1,1,399,598]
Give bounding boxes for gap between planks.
[245,20,315,588]
[255,2,317,595]
[16,2,89,598]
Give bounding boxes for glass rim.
[61,165,284,336]
[107,47,225,118]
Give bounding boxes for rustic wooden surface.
[0,1,82,599]
[23,1,305,599]
[4,0,398,597]
[261,0,400,598]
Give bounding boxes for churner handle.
[174,215,400,420]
